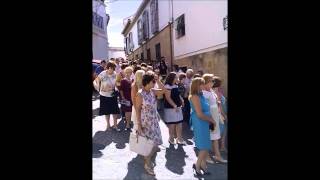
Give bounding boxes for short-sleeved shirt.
[98,71,117,97]
[183,77,192,98]
[164,84,182,108]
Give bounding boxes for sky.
[106,0,142,47]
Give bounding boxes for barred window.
[150,0,159,34]
[175,14,185,39]
[93,12,104,30]
[223,15,228,30]
[137,19,143,45]
[142,11,149,40]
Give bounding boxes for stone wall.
[174,47,228,96]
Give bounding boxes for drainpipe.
[169,0,174,72]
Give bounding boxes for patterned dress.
[139,89,163,146]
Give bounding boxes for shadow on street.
[165,144,187,175]
[92,119,130,157]
[124,155,158,180]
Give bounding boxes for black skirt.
[99,95,120,115]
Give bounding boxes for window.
[175,14,185,39]
[147,49,151,62]
[124,37,128,55]
[93,12,104,30]
[155,43,161,61]
[137,19,143,45]
[150,0,159,34]
[128,32,134,51]
[142,11,149,40]
[223,15,228,30]
[135,54,139,60]
[140,52,144,61]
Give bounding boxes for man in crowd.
[94,60,107,77]
[182,69,194,125]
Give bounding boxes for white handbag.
[129,132,154,156]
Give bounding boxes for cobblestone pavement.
[92,93,227,180]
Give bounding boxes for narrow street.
[92,93,227,180]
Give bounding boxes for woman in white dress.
[202,74,227,163]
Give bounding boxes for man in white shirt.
[182,69,194,125]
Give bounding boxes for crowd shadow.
[92,119,131,158]
[165,144,187,175]
[92,91,100,101]
[124,154,157,180]
[92,130,113,158]
[181,121,194,145]
[92,108,100,119]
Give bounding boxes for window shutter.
[150,0,159,34]
[137,20,142,45]
[142,11,149,40]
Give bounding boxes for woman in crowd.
[189,77,216,176]
[163,72,186,145]
[131,70,145,130]
[154,68,164,112]
[119,66,134,131]
[182,69,193,125]
[178,73,186,99]
[116,63,128,121]
[93,61,121,131]
[135,73,167,176]
[202,74,227,164]
[147,65,153,72]
[212,76,228,152]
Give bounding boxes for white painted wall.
[158,0,171,32]
[172,0,228,59]
[131,23,138,51]
[109,49,125,59]
[92,0,109,59]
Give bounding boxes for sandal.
[168,138,175,145]
[112,126,121,132]
[214,157,228,164]
[200,166,211,175]
[177,139,187,145]
[206,158,215,164]
[192,164,203,177]
[144,164,155,176]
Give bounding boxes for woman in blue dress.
[189,77,216,176]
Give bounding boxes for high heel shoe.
[192,164,203,177]
[200,166,211,175]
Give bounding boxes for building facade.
[122,0,173,69]
[108,47,125,59]
[122,0,228,95]
[172,0,228,95]
[92,0,110,60]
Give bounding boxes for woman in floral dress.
[135,72,167,176]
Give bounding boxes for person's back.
[95,60,107,75]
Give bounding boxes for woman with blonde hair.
[202,74,227,164]
[189,77,216,177]
[119,66,134,131]
[131,70,145,129]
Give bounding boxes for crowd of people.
[93,57,228,177]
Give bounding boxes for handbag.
[129,132,154,156]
